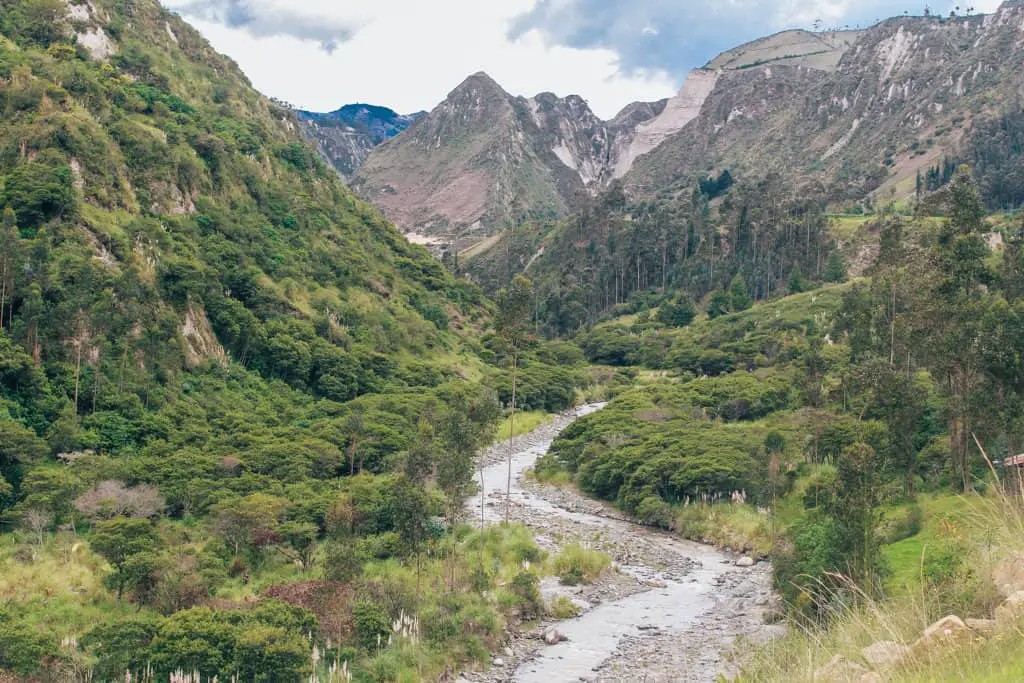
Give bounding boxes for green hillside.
[0,2,591,680]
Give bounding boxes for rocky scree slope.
[626,3,1024,203]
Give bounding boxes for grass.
[673,503,774,557]
[495,410,551,440]
[549,543,611,585]
[737,487,1024,682]
[882,494,978,596]
[0,532,149,636]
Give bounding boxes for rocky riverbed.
[460,405,782,683]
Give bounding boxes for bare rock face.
[627,4,1024,204]
[296,105,421,180]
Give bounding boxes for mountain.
[625,5,1024,204]
[352,72,677,249]
[296,104,422,179]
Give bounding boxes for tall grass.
[736,476,1024,682]
[674,503,774,557]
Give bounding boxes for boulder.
[543,627,567,645]
[914,615,970,651]
[860,640,909,667]
[813,654,868,682]
[735,556,756,567]
[965,617,997,634]
[992,551,1024,597]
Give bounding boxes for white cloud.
[163,0,677,119]
[163,0,1012,120]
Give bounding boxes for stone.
[503,646,514,657]
[645,579,668,588]
[492,657,504,666]
[813,654,868,682]
[735,556,755,567]
[992,550,1024,597]
[914,615,970,651]
[543,627,567,645]
[965,617,997,634]
[860,640,909,667]
[859,674,883,683]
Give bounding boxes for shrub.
[509,571,543,619]
[549,596,580,619]
[636,495,673,529]
[352,600,391,651]
[552,544,610,585]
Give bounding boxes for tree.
[82,616,161,681]
[0,208,18,329]
[496,275,534,524]
[707,290,731,319]
[278,521,317,569]
[393,419,436,675]
[830,442,885,594]
[0,615,59,676]
[729,274,753,312]
[20,508,52,546]
[439,389,498,585]
[787,266,805,294]
[210,493,288,558]
[74,480,166,521]
[657,294,696,327]
[16,468,82,528]
[90,518,163,598]
[0,156,76,235]
[823,251,847,283]
[234,626,312,682]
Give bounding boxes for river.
[466,404,779,683]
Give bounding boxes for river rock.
[914,615,970,650]
[503,646,514,657]
[735,556,755,567]
[492,657,504,666]
[645,579,668,588]
[813,654,868,682]
[861,640,909,667]
[543,627,567,645]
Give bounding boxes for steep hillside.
[297,103,422,179]
[353,72,585,249]
[627,4,1024,206]
[0,1,599,680]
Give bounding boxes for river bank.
[462,404,782,682]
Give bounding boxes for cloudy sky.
[162,0,1003,119]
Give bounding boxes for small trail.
[463,405,781,683]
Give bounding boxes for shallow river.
[472,404,775,682]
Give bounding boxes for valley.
[2,0,1024,682]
